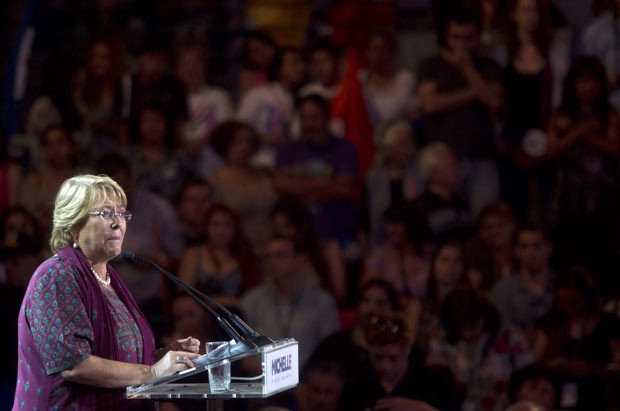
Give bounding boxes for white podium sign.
[263,342,299,395]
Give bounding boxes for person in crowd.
[410,142,475,245]
[546,55,620,299]
[426,286,533,411]
[12,174,200,410]
[414,240,468,356]
[95,151,185,345]
[361,201,430,315]
[360,29,419,130]
[490,225,555,359]
[339,310,462,411]
[239,234,340,369]
[0,147,22,217]
[581,0,620,111]
[19,124,83,240]
[161,293,222,354]
[208,120,278,255]
[174,37,233,149]
[309,278,402,381]
[293,358,346,411]
[298,38,343,101]
[464,201,517,291]
[499,0,562,226]
[177,202,260,309]
[270,197,347,306]
[0,232,43,408]
[126,101,193,204]
[70,35,131,153]
[128,34,188,140]
[273,93,358,247]
[417,8,503,216]
[541,266,620,410]
[506,364,561,411]
[237,47,306,169]
[175,176,215,246]
[236,29,278,98]
[359,119,422,251]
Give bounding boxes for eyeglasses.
[88,208,132,222]
[367,315,404,334]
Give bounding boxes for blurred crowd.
[2,0,620,410]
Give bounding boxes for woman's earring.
[73,240,78,248]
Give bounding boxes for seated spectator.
[294,358,346,411]
[239,235,340,369]
[361,201,430,313]
[416,8,503,215]
[498,0,564,226]
[580,0,620,111]
[490,225,555,360]
[359,119,422,251]
[237,47,306,169]
[70,35,131,152]
[236,29,278,98]
[95,150,185,345]
[464,201,517,291]
[175,176,214,246]
[126,101,193,204]
[128,34,188,141]
[415,240,468,356]
[177,203,260,309]
[339,310,461,411]
[540,266,620,410]
[507,364,561,411]
[426,286,533,411]
[270,197,347,305]
[546,56,620,299]
[410,142,475,244]
[309,278,402,381]
[208,120,278,255]
[19,124,82,239]
[298,38,343,101]
[359,29,418,129]
[174,37,233,150]
[273,94,358,246]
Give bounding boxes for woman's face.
[357,286,393,319]
[226,127,255,165]
[247,38,275,70]
[206,211,235,248]
[139,108,167,144]
[75,196,127,263]
[513,0,540,33]
[575,73,602,106]
[516,377,556,410]
[480,213,515,248]
[386,220,408,246]
[433,245,464,289]
[43,128,73,168]
[272,212,296,237]
[554,287,586,317]
[88,42,112,78]
[175,48,206,89]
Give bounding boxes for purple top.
[12,246,156,410]
[275,136,358,240]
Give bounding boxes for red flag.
[331,47,375,179]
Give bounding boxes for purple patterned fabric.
[12,246,156,410]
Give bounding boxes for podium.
[126,338,299,410]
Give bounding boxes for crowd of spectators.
[2,0,620,410]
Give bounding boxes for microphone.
[121,251,273,364]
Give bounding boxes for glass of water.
[205,341,231,391]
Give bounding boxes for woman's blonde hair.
[50,174,127,252]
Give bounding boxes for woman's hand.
[150,350,202,380]
[166,336,202,354]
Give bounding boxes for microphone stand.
[121,252,272,364]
